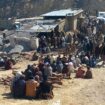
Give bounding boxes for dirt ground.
[0,60,105,105]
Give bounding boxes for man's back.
[44,66,52,78]
[37,81,54,99]
[85,70,92,79]
[26,79,39,97]
[12,78,26,98]
[76,68,85,78]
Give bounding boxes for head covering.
[0,58,4,62]
[85,56,89,60]
[68,62,73,66]
[76,55,79,58]
[27,70,33,76]
[45,62,49,65]
[15,71,23,80]
[82,64,87,67]
[16,71,22,77]
[78,64,82,67]
[27,65,31,69]
[71,56,75,61]
[65,63,69,65]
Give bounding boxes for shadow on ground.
[2,92,13,99]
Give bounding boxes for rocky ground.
[0,60,105,105]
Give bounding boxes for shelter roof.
[16,19,58,33]
[17,24,58,33]
[42,9,83,17]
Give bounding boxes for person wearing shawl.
[11,72,26,98]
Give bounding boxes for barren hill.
[0,0,105,18]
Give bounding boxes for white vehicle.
[98,12,105,18]
[97,16,105,23]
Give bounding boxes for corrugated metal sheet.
[30,24,57,32]
[17,24,58,33]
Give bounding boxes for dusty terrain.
[0,60,105,105]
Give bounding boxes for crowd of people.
[1,16,105,100]
[11,53,93,99]
[37,31,67,53]
[37,16,105,66]
[0,56,15,70]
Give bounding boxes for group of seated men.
[11,69,54,99]
[0,57,15,70]
[10,53,93,99]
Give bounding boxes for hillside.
[0,0,73,18]
[0,0,105,19]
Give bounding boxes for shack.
[16,19,59,37]
[42,9,83,31]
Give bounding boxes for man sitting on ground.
[43,63,53,80]
[84,66,93,79]
[0,57,5,67]
[26,75,39,99]
[5,58,13,70]
[76,65,85,78]
[32,52,38,61]
[11,72,26,98]
[36,77,54,99]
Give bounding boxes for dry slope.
[0,60,105,105]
